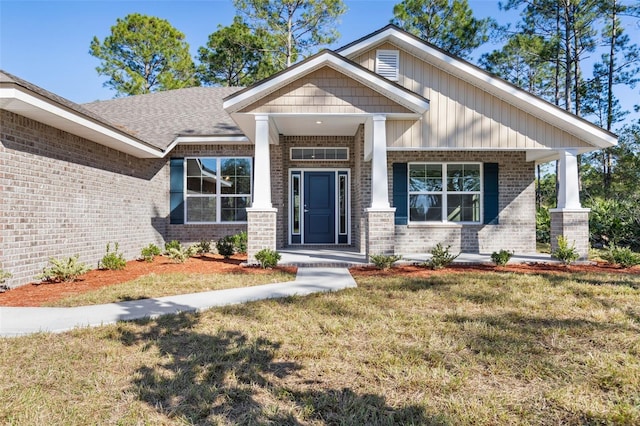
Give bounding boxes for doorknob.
[304,204,309,213]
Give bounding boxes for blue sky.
[1,0,638,125]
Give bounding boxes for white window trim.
[375,49,400,81]
[408,162,483,225]
[184,156,253,224]
[290,147,350,161]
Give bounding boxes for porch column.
[246,114,277,264]
[365,115,396,258]
[550,149,590,260]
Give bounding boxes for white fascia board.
[163,135,251,156]
[223,52,429,114]
[1,87,164,158]
[340,28,617,149]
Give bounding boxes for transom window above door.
[290,147,349,161]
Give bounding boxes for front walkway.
[0,268,356,337]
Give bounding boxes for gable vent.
[375,50,399,81]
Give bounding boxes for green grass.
[44,271,296,307]
[1,271,639,424]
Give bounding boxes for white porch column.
[252,114,272,209]
[556,148,581,209]
[550,148,590,260]
[371,115,390,209]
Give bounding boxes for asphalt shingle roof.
[83,86,244,150]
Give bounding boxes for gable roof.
[84,86,245,151]
[0,70,164,158]
[223,50,430,114]
[337,25,617,150]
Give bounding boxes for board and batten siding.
[240,66,412,115]
[353,42,592,150]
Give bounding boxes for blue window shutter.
[483,163,499,224]
[392,163,408,225]
[170,158,184,224]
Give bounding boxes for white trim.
[376,49,400,81]
[407,162,483,225]
[223,51,429,114]
[339,27,617,150]
[0,87,164,158]
[288,168,351,246]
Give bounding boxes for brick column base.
[365,208,396,259]
[550,208,590,260]
[246,208,277,264]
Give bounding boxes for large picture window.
[185,157,252,223]
[409,163,481,223]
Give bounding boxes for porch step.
[277,248,368,268]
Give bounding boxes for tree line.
[90,0,640,250]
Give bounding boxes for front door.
[304,172,335,244]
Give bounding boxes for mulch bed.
[0,254,296,307]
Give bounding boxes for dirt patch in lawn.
[0,254,296,307]
[349,261,640,278]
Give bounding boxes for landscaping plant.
[424,243,459,270]
[98,242,127,270]
[37,255,89,283]
[552,236,580,265]
[166,244,197,264]
[601,245,640,268]
[195,240,212,256]
[0,269,12,292]
[216,235,236,258]
[140,243,161,262]
[254,248,281,268]
[164,240,182,253]
[369,254,402,270]
[491,249,513,266]
[233,231,248,254]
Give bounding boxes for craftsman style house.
[0,25,616,287]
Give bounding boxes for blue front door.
[304,172,335,244]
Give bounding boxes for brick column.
[550,209,590,260]
[246,208,277,264]
[365,208,396,259]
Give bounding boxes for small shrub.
[195,240,212,256]
[232,231,248,254]
[424,243,459,270]
[164,240,182,253]
[369,254,402,270]
[601,245,640,268]
[552,236,580,265]
[217,235,236,259]
[38,255,89,283]
[167,244,197,264]
[140,243,161,262]
[0,269,12,292]
[254,248,281,269]
[99,242,126,270]
[491,249,514,266]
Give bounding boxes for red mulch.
[0,254,296,307]
[349,261,640,278]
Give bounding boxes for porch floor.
[278,248,558,267]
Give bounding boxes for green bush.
[38,255,89,283]
[195,240,212,256]
[99,242,126,270]
[491,249,514,266]
[601,245,640,268]
[232,231,248,254]
[587,197,640,250]
[424,243,459,270]
[167,244,197,264]
[536,207,550,244]
[216,235,236,258]
[0,269,12,291]
[369,254,402,270]
[552,236,580,265]
[254,248,281,269]
[164,240,182,253]
[140,243,161,262]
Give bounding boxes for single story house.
[0,25,617,288]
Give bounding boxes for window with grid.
[185,157,252,223]
[408,163,481,223]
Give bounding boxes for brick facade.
[0,110,167,288]
[365,209,395,257]
[246,208,277,263]
[550,209,590,260]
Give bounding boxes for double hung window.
[408,163,481,223]
[185,157,252,223]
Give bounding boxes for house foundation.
[246,208,277,264]
[365,208,396,258]
[550,209,590,260]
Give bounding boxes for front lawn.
[1,270,639,424]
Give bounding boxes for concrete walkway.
[0,268,356,338]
